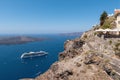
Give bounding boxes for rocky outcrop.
[22,15,120,80]
[59,39,84,61]
[30,26,120,80]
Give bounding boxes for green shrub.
[114,43,120,56]
[84,34,87,38]
[102,22,111,29]
[115,43,120,48]
[104,59,110,63]
[100,11,108,26]
[94,32,97,36]
[101,16,115,29]
[109,40,112,45]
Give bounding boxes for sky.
[0,0,120,34]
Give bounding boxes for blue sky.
[0,0,119,34]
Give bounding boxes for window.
[118,21,120,24]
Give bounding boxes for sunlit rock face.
[32,27,120,80]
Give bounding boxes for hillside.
[22,15,120,80]
[32,26,120,80]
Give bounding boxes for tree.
[100,11,108,26]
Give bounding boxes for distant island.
[0,36,46,45]
[60,32,83,36]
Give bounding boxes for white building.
[95,9,120,36]
[115,9,120,28]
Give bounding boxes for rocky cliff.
[20,14,120,80]
[26,25,119,80]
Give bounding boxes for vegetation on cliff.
[99,11,116,29]
[100,11,108,26]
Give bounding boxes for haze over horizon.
[0,0,120,34]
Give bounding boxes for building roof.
[115,9,120,13]
[114,9,120,18]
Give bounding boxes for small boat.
[21,51,48,59]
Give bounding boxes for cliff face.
[33,27,120,80]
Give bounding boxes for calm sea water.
[0,34,80,80]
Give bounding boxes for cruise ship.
[21,51,48,59]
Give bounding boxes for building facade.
[115,9,120,28]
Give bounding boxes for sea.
[0,34,81,80]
